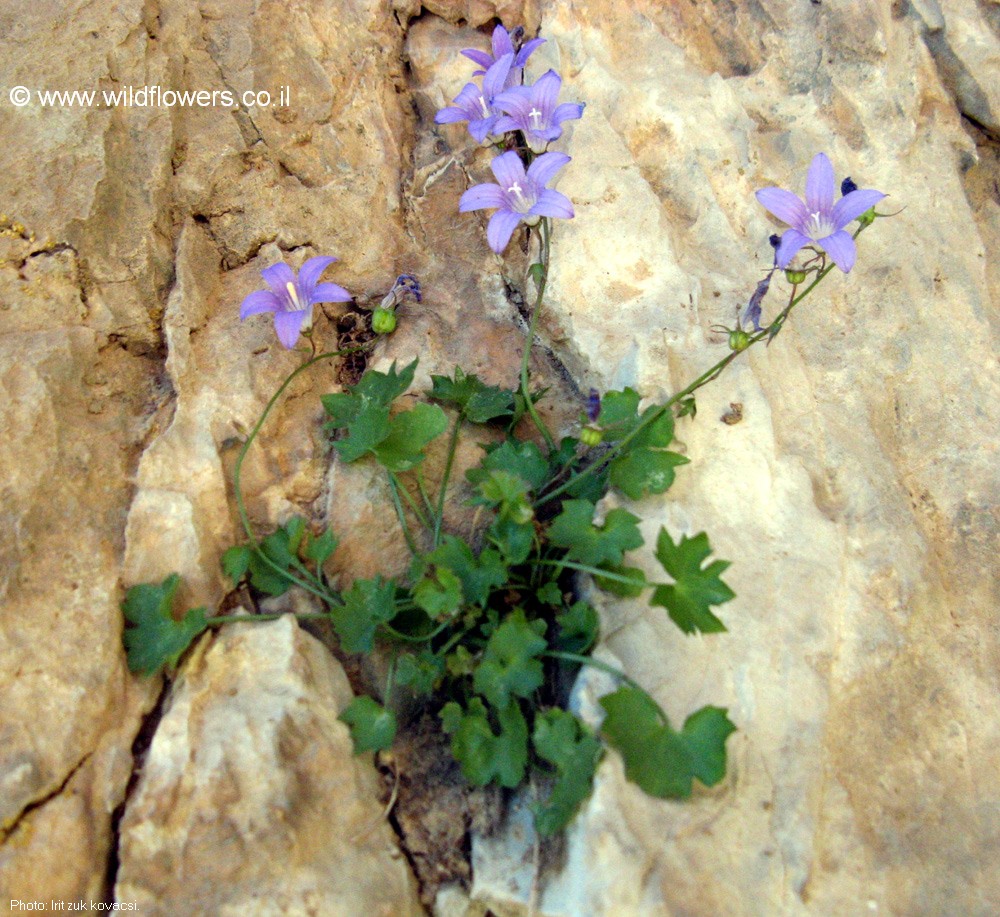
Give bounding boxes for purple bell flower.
[239,256,351,349]
[461,24,545,87]
[756,153,885,273]
[435,53,515,144]
[459,150,574,253]
[494,70,584,154]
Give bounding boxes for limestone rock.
[115,615,423,915]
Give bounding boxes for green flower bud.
[857,207,876,227]
[372,307,397,334]
[580,425,603,447]
[784,269,808,285]
[728,329,751,352]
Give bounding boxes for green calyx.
[372,307,397,334]
[580,425,603,447]
[784,269,808,285]
[728,329,751,352]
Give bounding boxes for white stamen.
[528,106,543,128]
[805,210,835,239]
[507,181,524,201]
[286,281,303,311]
[478,95,491,118]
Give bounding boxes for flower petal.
[240,290,280,320]
[261,262,295,294]
[489,150,527,190]
[552,101,584,125]
[755,188,809,229]
[435,106,468,125]
[468,115,498,144]
[805,152,835,214]
[493,86,533,120]
[310,282,352,304]
[273,309,309,349]
[461,49,493,69]
[515,37,546,68]
[533,70,562,115]
[486,209,523,253]
[529,189,574,219]
[774,228,810,268]
[483,53,514,100]
[831,189,886,229]
[818,230,856,273]
[526,151,571,189]
[491,25,514,60]
[460,183,507,212]
[297,256,336,291]
[492,115,520,135]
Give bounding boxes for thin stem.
[234,348,359,604]
[520,217,556,451]
[538,558,646,588]
[543,650,672,727]
[415,470,437,523]
[387,473,420,556]
[434,412,464,546]
[537,230,868,506]
[392,474,432,530]
[206,611,331,626]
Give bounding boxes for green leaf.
[593,563,647,598]
[339,696,397,753]
[323,360,420,464]
[121,574,208,676]
[677,396,697,419]
[330,576,397,653]
[609,449,689,500]
[547,500,643,568]
[600,686,735,798]
[650,529,734,634]
[429,368,515,424]
[472,609,548,709]
[221,544,251,583]
[441,697,528,788]
[413,566,463,619]
[372,402,448,472]
[467,439,549,492]
[419,535,507,607]
[537,581,563,606]
[596,390,686,500]
[304,527,338,565]
[532,709,603,835]
[395,650,445,695]
[488,515,535,565]
[556,601,599,654]
[241,516,313,597]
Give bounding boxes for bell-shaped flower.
[756,153,885,273]
[435,53,515,144]
[239,256,351,349]
[461,24,545,87]
[459,150,574,253]
[494,70,584,154]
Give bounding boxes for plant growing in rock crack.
[121,23,889,839]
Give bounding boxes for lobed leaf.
[122,574,208,676]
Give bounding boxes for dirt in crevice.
[376,713,503,909]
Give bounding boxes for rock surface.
[114,615,422,914]
[1,0,998,914]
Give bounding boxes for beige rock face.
[2,0,998,914]
[114,615,422,914]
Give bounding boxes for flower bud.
[728,329,751,352]
[372,307,397,334]
[784,269,808,285]
[580,425,603,447]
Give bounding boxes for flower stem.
[537,229,871,506]
[206,611,331,626]
[234,349,358,604]
[387,472,420,556]
[538,558,647,588]
[520,217,556,451]
[433,412,464,547]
